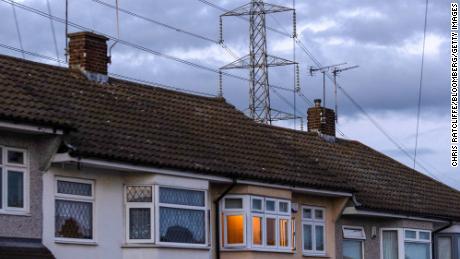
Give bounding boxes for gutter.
[52,153,353,197]
[213,179,237,259]
[342,207,450,223]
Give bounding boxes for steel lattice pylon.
[220,0,295,124]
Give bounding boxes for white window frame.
[0,146,29,214]
[155,185,208,248]
[221,195,292,252]
[125,185,154,244]
[342,226,365,259]
[379,228,432,259]
[54,177,95,243]
[302,206,326,256]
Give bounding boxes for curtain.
[382,230,398,259]
[405,242,430,259]
[159,207,205,244]
[343,240,363,259]
[129,208,151,239]
[437,237,452,259]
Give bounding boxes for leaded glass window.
[126,185,153,242]
[55,178,94,240]
[158,187,207,245]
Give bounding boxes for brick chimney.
[307,99,336,137]
[68,32,109,76]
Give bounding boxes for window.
[221,195,292,251]
[302,206,325,256]
[380,228,432,259]
[342,226,365,259]
[157,186,207,245]
[0,147,28,213]
[437,237,452,259]
[126,186,153,242]
[55,178,94,240]
[404,229,431,259]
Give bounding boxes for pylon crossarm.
[221,54,296,70]
[221,2,293,17]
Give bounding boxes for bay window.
[302,206,326,256]
[0,147,28,213]
[342,226,365,259]
[221,195,292,251]
[380,228,432,259]
[55,178,94,241]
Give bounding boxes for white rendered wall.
[43,165,211,259]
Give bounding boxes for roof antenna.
[108,0,120,64]
[65,0,69,62]
[332,65,359,122]
[309,63,346,107]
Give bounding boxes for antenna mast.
[309,63,346,107]
[220,0,296,124]
[332,64,358,122]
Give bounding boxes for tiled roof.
[0,54,459,220]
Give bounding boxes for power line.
[46,0,60,63]
[0,42,66,64]
[195,0,442,179]
[10,2,24,59]
[0,42,217,97]
[414,0,429,169]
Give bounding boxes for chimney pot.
[68,32,109,76]
[314,99,322,107]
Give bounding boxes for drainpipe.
[432,220,453,259]
[214,179,237,259]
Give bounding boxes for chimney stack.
[68,32,109,76]
[307,99,336,137]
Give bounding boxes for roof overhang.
[342,206,450,223]
[0,120,64,135]
[52,153,353,198]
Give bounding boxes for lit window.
[226,214,245,245]
[222,195,291,251]
[0,147,28,213]
[126,186,153,242]
[380,228,431,259]
[342,226,365,259]
[252,215,263,245]
[55,178,94,240]
[158,187,207,245]
[302,206,326,256]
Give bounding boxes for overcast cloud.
[0,0,456,187]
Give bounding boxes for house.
[0,31,459,259]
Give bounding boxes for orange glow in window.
[227,215,244,244]
[252,216,263,245]
[279,218,289,247]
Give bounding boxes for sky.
[0,0,457,188]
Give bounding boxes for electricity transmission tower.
[220,0,296,124]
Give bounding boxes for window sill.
[221,248,295,254]
[302,253,329,258]
[55,239,97,246]
[121,243,211,250]
[0,211,31,217]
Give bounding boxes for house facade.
[0,31,459,259]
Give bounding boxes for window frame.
[221,195,292,252]
[155,185,209,248]
[54,177,95,243]
[301,205,326,256]
[124,185,154,244]
[342,225,365,259]
[379,228,432,259]
[0,146,29,214]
